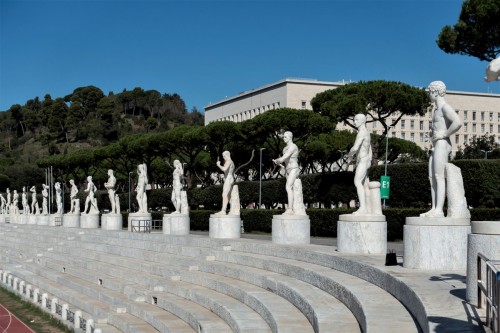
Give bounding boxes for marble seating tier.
[0,223,483,333]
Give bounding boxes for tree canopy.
[454,134,500,159]
[436,0,500,61]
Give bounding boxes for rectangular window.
[429,121,432,130]
[392,131,396,137]
[464,123,468,132]
[401,132,406,139]
[472,111,476,121]
[490,112,493,121]
[455,135,459,144]
[490,124,493,133]
[481,124,485,133]
[419,121,424,130]
[410,120,414,129]
[481,112,485,121]
[401,120,405,129]
[498,124,500,133]
[473,123,477,132]
[464,135,468,144]
[464,110,468,120]
[498,112,500,122]
[410,133,414,142]
[372,121,377,129]
[301,101,306,110]
[420,133,424,142]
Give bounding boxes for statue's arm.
[442,104,462,138]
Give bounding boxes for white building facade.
[204,78,500,151]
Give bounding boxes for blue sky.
[1,0,498,113]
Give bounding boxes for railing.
[54,216,63,227]
[131,219,151,233]
[67,309,75,323]
[477,252,500,333]
[5,217,10,223]
[151,219,162,231]
[56,303,62,316]
[80,317,87,332]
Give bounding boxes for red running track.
[0,304,35,333]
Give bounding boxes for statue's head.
[283,131,293,142]
[222,151,231,160]
[108,169,114,176]
[70,179,75,185]
[87,176,92,182]
[173,160,181,168]
[427,81,446,99]
[354,113,367,128]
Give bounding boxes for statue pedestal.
[49,214,63,227]
[80,214,100,229]
[337,214,387,254]
[0,215,5,223]
[28,215,37,225]
[102,214,123,230]
[272,214,310,245]
[128,213,152,233]
[20,214,29,224]
[163,214,190,235]
[10,214,20,224]
[403,217,470,270]
[466,221,500,306]
[37,214,49,226]
[63,214,80,228]
[209,214,241,239]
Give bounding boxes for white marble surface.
[406,216,470,226]
[163,214,190,235]
[80,214,99,229]
[209,215,241,239]
[36,214,49,226]
[128,212,152,232]
[339,214,386,222]
[337,220,387,254]
[403,222,471,270]
[49,214,63,227]
[63,214,80,228]
[272,215,310,245]
[471,220,500,234]
[102,214,123,230]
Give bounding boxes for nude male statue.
[104,169,118,214]
[272,131,300,215]
[69,179,79,214]
[421,81,462,218]
[215,151,235,215]
[346,114,373,215]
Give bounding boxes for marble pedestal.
[404,217,471,270]
[466,221,500,306]
[102,214,123,230]
[128,213,152,232]
[337,214,387,254]
[272,215,310,245]
[9,215,20,224]
[163,214,190,235]
[49,214,63,227]
[80,214,99,229]
[209,214,241,239]
[37,214,49,226]
[28,215,37,225]
[0,215,5,223]
[19,215,29,224]
[63,214,80,228]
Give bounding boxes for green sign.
[380,176,391,199]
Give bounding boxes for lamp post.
[259,148,265,209]
[128,172,132,212]
[480,149,493,159]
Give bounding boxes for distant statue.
[30,186,40,214]
[83,176,99,214]
[346,114,373,215]
[22,187,29,215]
[0,194,6,214]
[421,81,462,218]
[485,57,500,82]
[135,163,148,213]
[68,179,79,214]
[41,184,49,215]
[272,131,303,215]
[6,188,11,214]
[214,151,236,215]
[55,182,63,214]
[104,169,120,214]
[11,190,19,214]
[171,160,184,214]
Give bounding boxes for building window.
[464,110,468,120]
[464,135,468,144]
[301,101,307,110]
[410,120,414,129]
[472,111,476,121]
[464,123,468,132]
[392,131,396,137]
[481,124,485,133]
[410,133,414,142]
[420,133,424,142]
[372,121,376,129]
[455,135,459,144]
[401,132,406,139]
[401,120,405,129]
[419,121,424,130]
[481,112,485,121]
[490,112,493,121]
[498,124,500,133]
[473,123,476,132]
[429,121,432,130]
[498,112,500,122]
[490,124,493,133]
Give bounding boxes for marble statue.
[272,131,302,215]
[214,151,236,215]
[41,184,49,215]
[22,187,29,215]
[135,163,148,213]
[104,169,120,214]
[55,182,63,214]
[446,164,470,218]
[30,186,40,215]
[421,81,462,218]
[6,188,11,214]
[346,114,373,215]
[171,160,184,214]
[485,57,500,82]
[11,190,19,214]
[69,179,80,214]
[83,176,99,214]
[0,194,6,214]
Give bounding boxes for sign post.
[380,175,391,200]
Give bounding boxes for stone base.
[36,215,49,226]
[128,213,152,233]
[102,214,123,230]
[404,217,471,270]
[63,214,80,228]
[0,215,5,223]
[466,221,500,306]
[28,215,37,225]
[9,215,21,224]
[209,215,241,239]
[337,214,387,254]
[18,215,29,225]
[272,215,310,245]
[163,214,190,235]
[49,214,63,227]
[80,214,100,229]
